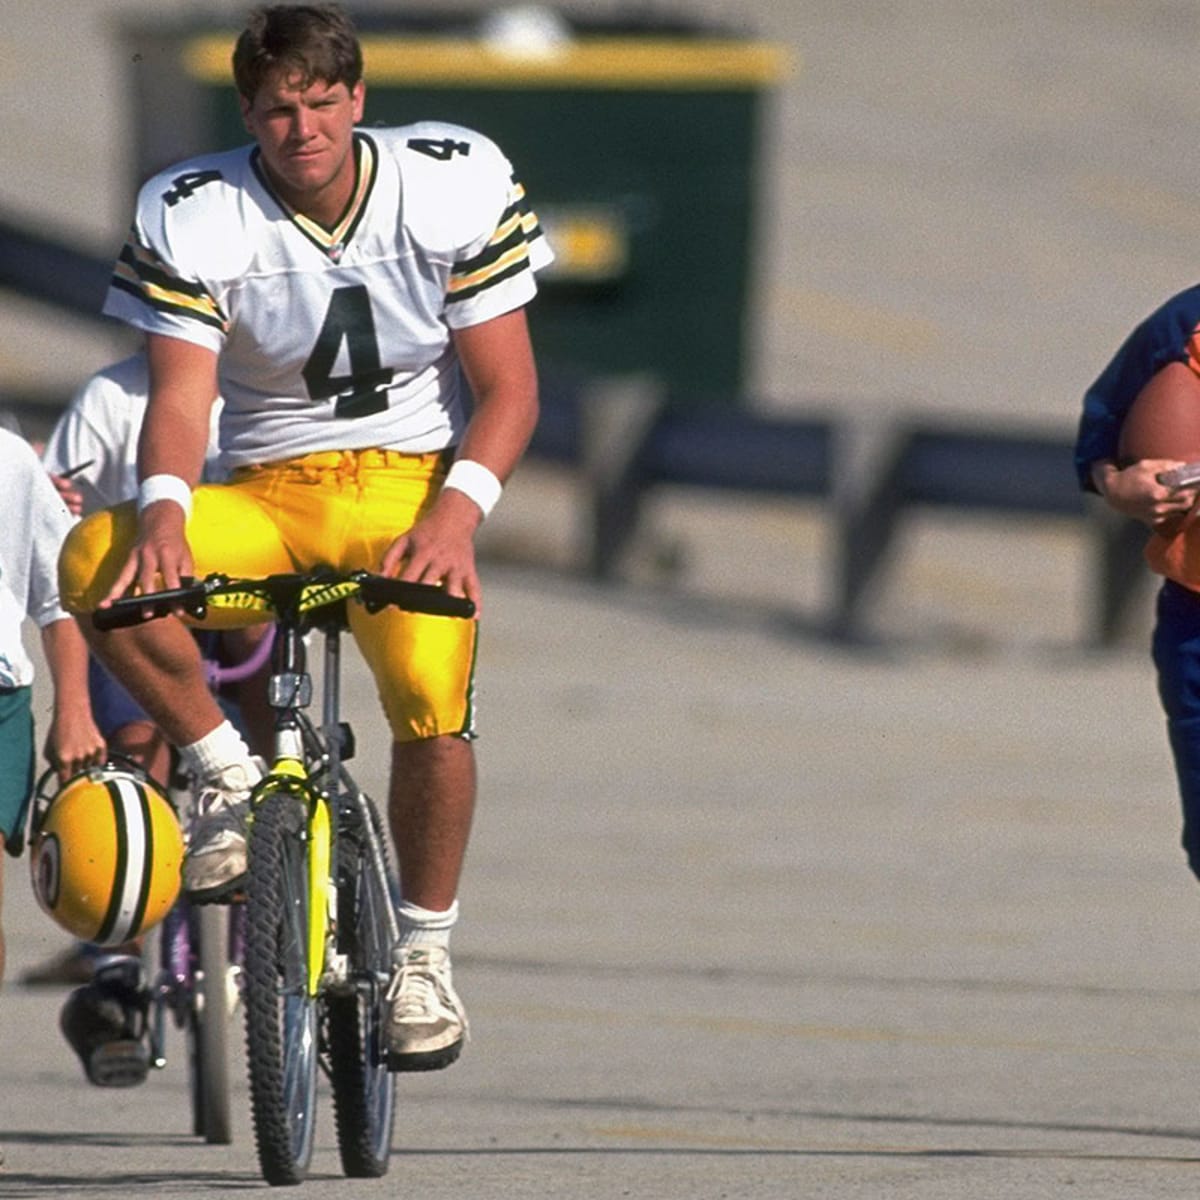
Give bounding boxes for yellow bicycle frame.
[306,791,332,994]
[251,761,332,997]
[217,577,361,996]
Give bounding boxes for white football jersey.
[42,353,224,513]
[104,122,553,469]
[0,428,74,688]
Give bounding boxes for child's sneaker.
[59,955,150,1088]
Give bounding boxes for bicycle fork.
[256,618,400,1002]
[318,624,400,997]
[321,622,401,956]
[260,615,336,1000]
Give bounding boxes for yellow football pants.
[59,449,478,742]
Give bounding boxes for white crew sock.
[179,719,254,782]
[395,899,459,952]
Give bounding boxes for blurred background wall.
[14,1,1200,417]
[4,1,1197,642]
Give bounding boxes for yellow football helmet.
[29,761,184,945]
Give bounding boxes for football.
[1118,361,1200,462]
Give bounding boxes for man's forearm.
[140,333,220,484]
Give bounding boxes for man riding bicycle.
[59,2,552,1071]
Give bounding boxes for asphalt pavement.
[2,505,1200,1197]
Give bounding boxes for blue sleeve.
[1074,286,1200,490]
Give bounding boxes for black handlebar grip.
[358,576,476,619]
[91,603,149,631]
[91,582,207,631]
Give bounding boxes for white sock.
[395,899,459,952]
[179,720,254,782]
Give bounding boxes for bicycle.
[152,894,243,1144]
[95,569,476,1186]
[149,624,274,1146]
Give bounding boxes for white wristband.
[137,473,193,518]
[443,458,503,518]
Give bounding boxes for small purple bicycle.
[148,626,274,1145]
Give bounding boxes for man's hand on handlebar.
[101,501,195,612]
[378,489,483,611]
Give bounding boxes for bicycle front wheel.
[243,787,319,1186]
[327,795,396,1177]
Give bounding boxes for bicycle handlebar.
[355,574,477,619]
[93,581,209,629]
[92,571,476,632]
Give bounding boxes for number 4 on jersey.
[163,170,223,207]
[303,286,393,419]
[407,137,471,162]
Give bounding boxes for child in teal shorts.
[0,426,104,983]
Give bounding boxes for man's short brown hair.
[233,4,363,101]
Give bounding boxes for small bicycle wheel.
[243,787,319,1186]
[327,795,396,1177]
[188,904,233,1145]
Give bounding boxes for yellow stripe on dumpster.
[184,35,791,90]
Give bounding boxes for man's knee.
[390,733,474,786]
[59,503,137,613]
[393,732,473,760]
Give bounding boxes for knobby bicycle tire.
[327,793,397,1176]
[243,787,318,1186]
[190,904,233,1145]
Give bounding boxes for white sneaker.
[182,760,261,901]
[384,946,468,1071]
